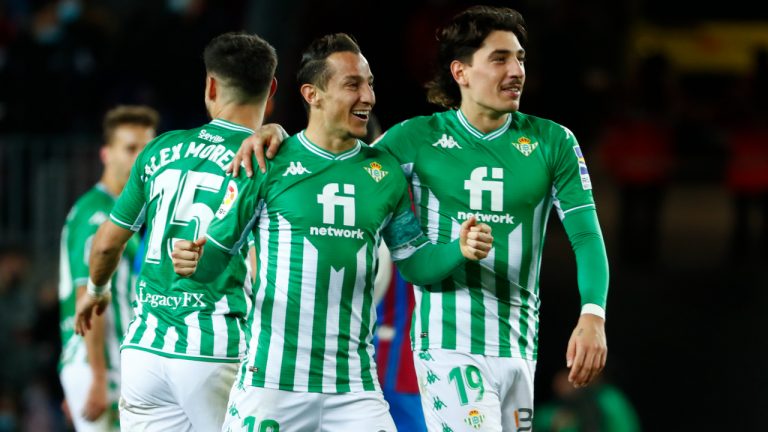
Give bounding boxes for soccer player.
[170,33,494,431]
[73,32,278,431]
[233,6,610,432]
[58,105,158,431]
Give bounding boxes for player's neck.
[210,103,266,131]
[100,172,124,197]
[459,102,510,134]
[304,123,357,154]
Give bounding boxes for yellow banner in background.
[631,22,768,73]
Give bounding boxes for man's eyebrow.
[341,74,374,82]
[488,48,525,57]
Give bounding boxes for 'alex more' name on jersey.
[141,135,235,179]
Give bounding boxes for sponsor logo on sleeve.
[215,180,238,219]
[573,145,592,190]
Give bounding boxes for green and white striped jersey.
[376,110,597,360]
[207,131,427,393]
[59,183,138,372]
[111,119,252,362]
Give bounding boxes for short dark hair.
[297,33,361,90]
[296,33,362,113]
[203,32,278,103]
[426,6,527,109]
[103,105,160,144]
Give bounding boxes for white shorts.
[221,384,396,432]
[413,349,536,432]
[119,349,238,432]
[59,363,120,432]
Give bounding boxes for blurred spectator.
[534,369,640,432]
[0,389,18,432]
[598,54,676,264]
[0,246,36,390]
[724,48,768,260]
[3,0,113,133]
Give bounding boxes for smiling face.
[455,30,526,115]
[311,51,375,141]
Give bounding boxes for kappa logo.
[283,161,312,176]
[433,134,462,149]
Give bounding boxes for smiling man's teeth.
[353,111,369,119]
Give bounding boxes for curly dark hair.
[426,6,527,109]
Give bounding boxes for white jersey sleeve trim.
[110,212,144,232]
[563,203,596,215]
[205,234,233,254]
[581,303,605,320]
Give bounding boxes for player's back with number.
[110,119,252,361]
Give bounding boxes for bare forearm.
[84,314,108,379]
[89,222,130,285]
[77,287,108,378]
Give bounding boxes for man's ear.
[300,83,320,108]
[450,60,469,87]
[268,77,278,99]
[205,74,218,102]
[99,146,109,165]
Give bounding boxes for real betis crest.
[364,161,388,182]
[513,136,539,156]
[464,409,485,429]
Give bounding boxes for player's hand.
[82,375,108,421]
[459,216,493,260]
[172,237,206,277]
[566,313,607,388]
[229,123,288,177]
[74,292,111,336]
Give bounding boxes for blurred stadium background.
[1,0,767,430]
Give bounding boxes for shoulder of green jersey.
[87,211,109,226]
[67,186,111,224]
[389,113,452,148]
[525,114,577,143]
